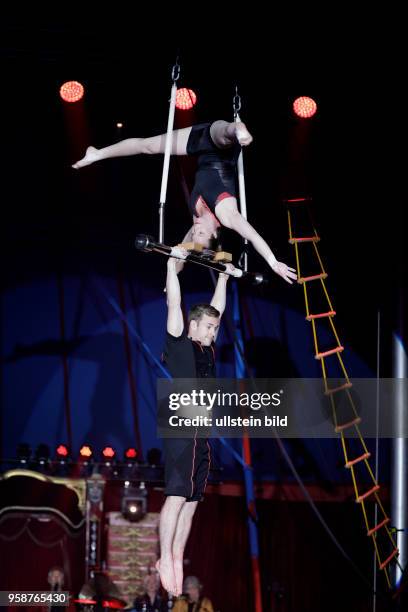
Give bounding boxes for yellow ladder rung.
[307,310,336,321]
[315,346,344,359]
[298,273,328,284]
[379,548,399,571]
[367,517,390,537]
[283,197,312,204]
[325,382,353,396]
[335,416,362,433]
[289,236,320,244]
[345,452,370,468]
[356,485,380,503]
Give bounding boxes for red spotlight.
[176,88,197,110]
[60,81,85,103]
[79,445,93,459]
[56,444,69,458]
[125,447,138,461]
[102,446,116,460]
[293,96,317,119]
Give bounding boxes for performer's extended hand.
[270,260,297,284]
[72,146,101,169]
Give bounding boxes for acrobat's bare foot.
[156,558,177,596]
[72,146,100,169]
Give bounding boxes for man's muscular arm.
[166,257,184,337]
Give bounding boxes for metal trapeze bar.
[135,234,268,285]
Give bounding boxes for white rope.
[159,82,177,242]
[235,111,249,271]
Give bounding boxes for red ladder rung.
[356,484,380,503]
[367,517,390,537]
[306,310,336,320]
[345,451,371,468]
[334,416,362,432]
[289,236,320,244]
[379,548,399,571]
[325,382,353,396]
[284,197,311,203]
[315,346,344,359]
[298,273,328,284]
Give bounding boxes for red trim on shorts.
[190,428,198,498]
[203,440,211,495]
[215,191,234,205]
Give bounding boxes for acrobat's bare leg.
[156,495,185,595]
[172,500,198,596]
[72,127,193,168]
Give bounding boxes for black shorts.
[186,123,240,217]
[163,435,211,502]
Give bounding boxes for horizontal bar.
[135,235,267,284]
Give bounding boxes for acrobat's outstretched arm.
[215,202,297,284]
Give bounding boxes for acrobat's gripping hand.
[219,263,238,279]
[164,247,189,291]
[72,146,101,169]
[169,246,189,260]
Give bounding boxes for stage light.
[53,445,71,476]
[116,122,123,128]
[79,445,93,460]
[293,96,317,119]
[16,443,31,464]
[56,444,70,460]
[59,81,85,103]
[102,447,116,466]
[121,483,147,522]
[124,447,138,462]
[102,446,116,459]
[176,88,197,110]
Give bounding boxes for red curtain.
[0,515,85,612]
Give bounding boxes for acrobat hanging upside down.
[73,120,297,284]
